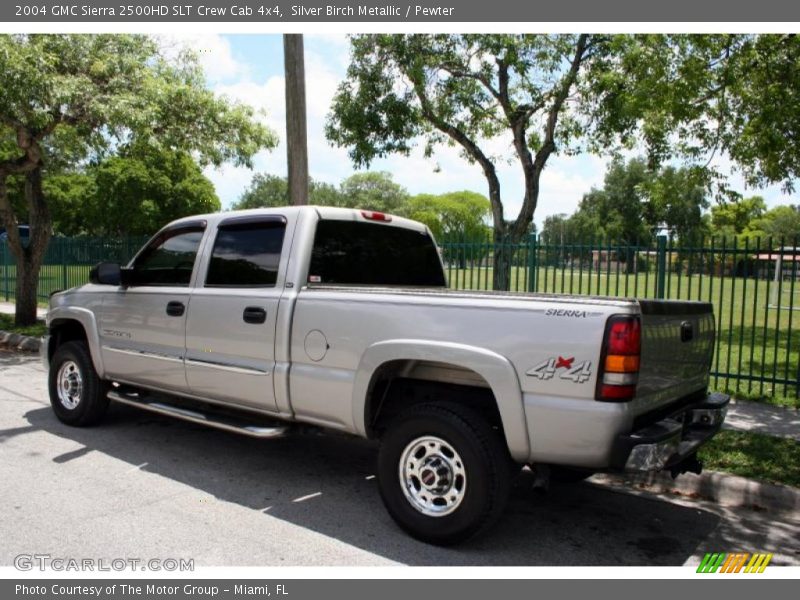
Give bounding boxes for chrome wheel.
[56,360,83,410]
[399,435,467,517]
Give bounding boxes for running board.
[107,390,289,439]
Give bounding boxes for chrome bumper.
[611,392,730,473]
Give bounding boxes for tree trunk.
[13,253,42,326]
[284,34,309,206]
[11,167,52,327]
[492,229,516,291]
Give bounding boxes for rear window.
[308,220,446,287]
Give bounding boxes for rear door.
[635,299,715,414]
[184,214,289,412]
[99,222,206,392]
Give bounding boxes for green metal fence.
[0,236,148,304]
[1,233,798,401]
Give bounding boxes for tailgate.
[634,299,715,415]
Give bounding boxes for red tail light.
[607,317,641,355]
[596,315,641,402]
[361,210,392,222]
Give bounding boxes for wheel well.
[365,360,504,440]
[48,319,88,363]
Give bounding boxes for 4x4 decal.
[527,356,592,383]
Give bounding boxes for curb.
[592,470,800,514]
[0,330,41,353]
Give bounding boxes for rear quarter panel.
[287,288,632,461]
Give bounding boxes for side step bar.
[108,390,289,439]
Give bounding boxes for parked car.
[0,224,31,245]
[42,206,729,545]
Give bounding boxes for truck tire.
[377,402,513,545]
[48,341,109,427]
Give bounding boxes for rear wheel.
[377,402,513,545]
[48,341,109,426]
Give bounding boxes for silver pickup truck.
[43,206,729,544]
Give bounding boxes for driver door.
[98,221,206,392]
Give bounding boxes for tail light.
[596,315,641,402]
[361,210,392,222]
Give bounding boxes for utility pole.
[283,34,309,206]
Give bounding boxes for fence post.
[61,239,68,291]
[656,235,667,299]
[527,232,537,293]
[2,242,8,302]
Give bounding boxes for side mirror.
[89,262,122,286]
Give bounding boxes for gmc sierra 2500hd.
[43,206,729,544]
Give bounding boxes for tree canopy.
[710,196,767,237]
[539,158,709,246]
[234,173,343,209]
[89,149,220,236]
[587,35,800,194]
[0,34,277,324]
[336,171,409,214]
[407,191,491,241]
[327,34,800,288]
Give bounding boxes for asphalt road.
[1,350,799,567]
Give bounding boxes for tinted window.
[133,227,205,286]
[309,220,446,287]
[206,220,286,287]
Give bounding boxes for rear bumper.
[610,392,730,472]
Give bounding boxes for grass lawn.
[0,262,91,301]
[0,313,46,337]
[699,430,800,488]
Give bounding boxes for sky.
[169,33,792,229]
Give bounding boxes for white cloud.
[158,33,249,83]
[185,34,607,220]
[203,39,358,206]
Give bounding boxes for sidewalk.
[0,301,47,319]
[725,398,800,442]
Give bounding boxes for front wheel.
[48,341,109,426]
[377,402,513,545]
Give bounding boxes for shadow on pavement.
[24,403,722,566]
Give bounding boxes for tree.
[578,158,653,244]
[89,149,220,236]
[646,165,710,245]
[407,191,491,241]
[336,171,410,215]
[327,34,597,290]
[5,149,219,236]
[328,35,800,289]
[540,214,575,245]
[747,205,800,242]
[587,35,800,194]
[233,173,343,209]
[0,34,276,325]
[710,196,767,238]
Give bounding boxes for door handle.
[166,301,185,317]
[243,306,267,324]
[680,321,694,342]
